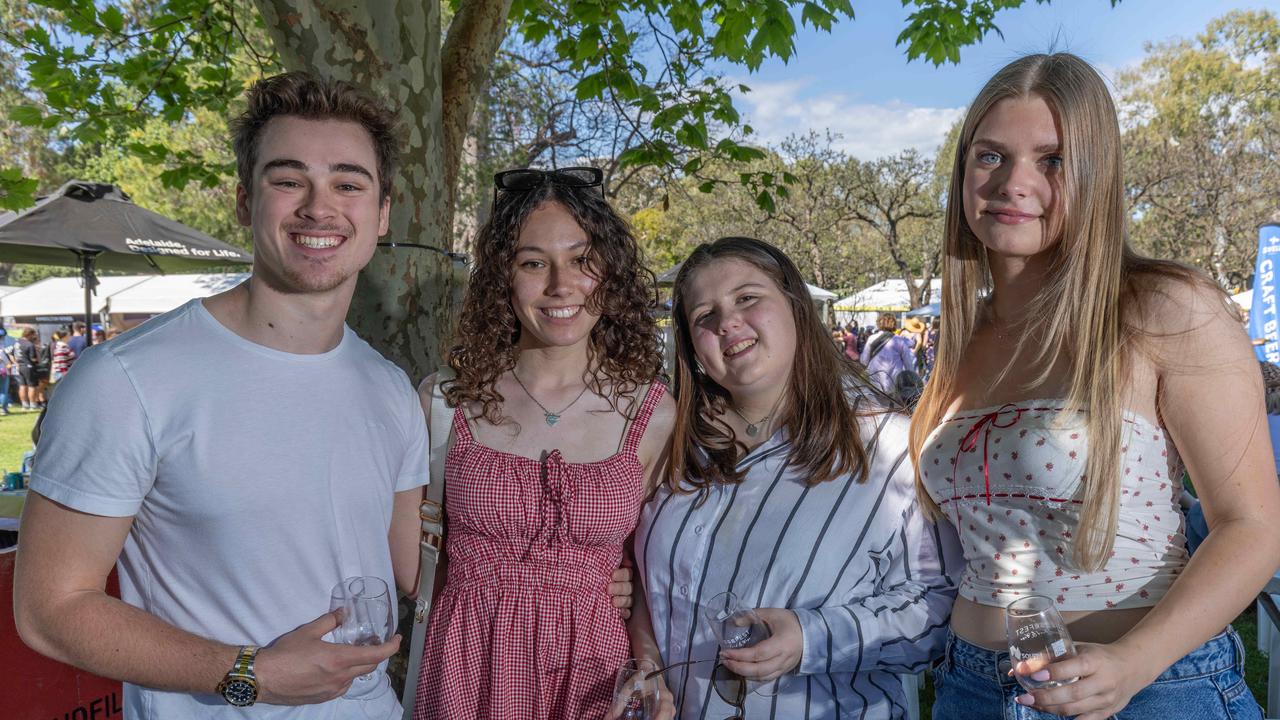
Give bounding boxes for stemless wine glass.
[329,576,396,690]
[610,658,660,720]
[1005,594,1079,691]
[703,591,791,697]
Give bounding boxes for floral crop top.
[919,400,1189,611]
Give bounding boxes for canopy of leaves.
[2,0,1096,210]
[1118,9,1280,284]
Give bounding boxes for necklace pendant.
[544,413,560,427]
[745,423,759,437]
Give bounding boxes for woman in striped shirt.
[630,237,961,719]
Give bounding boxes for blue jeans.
[932,627,1261,720]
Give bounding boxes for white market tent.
[806,283,837,301]
[1232,289,1252,312]
[834,278,942,327]
[0,276,151,318]
[0,273,248,329]
[107,273,248,315]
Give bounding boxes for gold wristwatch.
[216,645,260,707]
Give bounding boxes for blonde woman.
[909,53,1280,719]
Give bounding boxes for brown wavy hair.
[231,72,402,201]
[667,237,887,493]
[445,179,662,422]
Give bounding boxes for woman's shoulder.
[1126,268,1250,376]
[1126,265,1232,337]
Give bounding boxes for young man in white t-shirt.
[14,73,429,719]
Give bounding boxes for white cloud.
[730,77,965,160]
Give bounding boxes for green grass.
[0,408,37,474]
[915,606,1271,715]
[1235,604,1270,709]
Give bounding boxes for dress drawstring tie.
[951,404,1024,508]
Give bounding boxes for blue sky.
[724,0,1280,159]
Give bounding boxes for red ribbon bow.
[951,403,1024,506]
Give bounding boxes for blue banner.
[1249,224,1280,362]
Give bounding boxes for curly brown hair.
[445,179,662,423]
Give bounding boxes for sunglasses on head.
[491,166,604,206]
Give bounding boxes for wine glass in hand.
[704,591,771,650]
[1005,594,1079,691]
[329,576,395,689]
[609,658,660,720]
[703,591,791,697]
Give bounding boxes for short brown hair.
[231,72,402,201]
[876,312,898,331]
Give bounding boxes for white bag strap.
[401,368,454,718]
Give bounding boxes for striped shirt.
[636,409,961,719]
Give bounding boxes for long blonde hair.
[909,53,1204,571]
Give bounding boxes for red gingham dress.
[413,382,665,720]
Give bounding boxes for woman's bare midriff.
[951,596,1152,650]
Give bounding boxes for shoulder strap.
[402,367,455,719]
[622,381,667,455]
[866,332,891,363]
[427,370,455,493]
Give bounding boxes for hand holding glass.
[610,658,660,720]
[329,576,395,688]
[1005,594,1079,690]
[703,590,789,697]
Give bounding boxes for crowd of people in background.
[830,313,940,405]
[0,321,119,414]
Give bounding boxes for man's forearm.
[19,589,237,695]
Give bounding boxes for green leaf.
[755,190,776,213]
[0,170,39,212]
[159,166,194,190]
[23,26,52,47]
[100,6,126,33]
[8,105,45,126]
[698,180,717,193]
[127,142,171,163]
[574,71,609,101]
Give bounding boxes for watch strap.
[232,645,259,676]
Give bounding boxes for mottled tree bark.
[440,0,514,251]
[254,0,467,382]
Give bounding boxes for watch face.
[222,678,257,706]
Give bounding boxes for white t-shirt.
[31,299,430,719]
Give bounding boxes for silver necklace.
[729,391,786,437]
[511,371,591,427]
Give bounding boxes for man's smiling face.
[236,115,390,296]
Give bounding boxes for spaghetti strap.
[622,381,667,455]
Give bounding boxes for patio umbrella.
[0,181,252,345]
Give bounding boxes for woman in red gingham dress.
[413,167,675,720]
